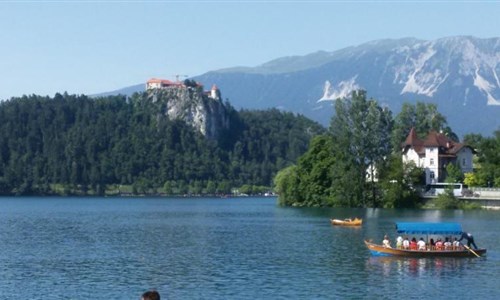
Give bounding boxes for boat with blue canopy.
[365,222,486,257]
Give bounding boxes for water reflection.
[367,256,470,278]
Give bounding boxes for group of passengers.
[383,235,464,251]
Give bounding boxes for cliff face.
[147,86,229,139]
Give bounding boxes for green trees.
[274,165,300,206]
[377,156,423,208]
[330,90,393,207]
[0,93,324,196]
[275,135,337,207]
[391,102,455,151]
[445,163,464,183]
[276,91,394,207]
[231,109,325,187]
[464,130,500,187]
[2,89,497,201]
[275,91,500,208]
[274,91,471,208]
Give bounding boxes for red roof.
[402,128,424,154]
[423,131,442,147]
[147,78,184,86]
[402,127,472,156]
[403,128,421,147]
[147,78,172,84]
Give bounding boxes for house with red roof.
[402,128,475,185]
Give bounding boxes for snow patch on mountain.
[396,45,448,97]
[188,36,500,136]
[493,68,500,88]
[318,76,361,102]
[474,66,500,105]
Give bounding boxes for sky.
[1,0,500,100]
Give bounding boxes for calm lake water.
[0,197,499,299]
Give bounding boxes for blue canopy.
[395,222,463,235]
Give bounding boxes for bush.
[431,189,459,209]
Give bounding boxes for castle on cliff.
[146,78,221,101]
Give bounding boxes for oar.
[463,244,480,258]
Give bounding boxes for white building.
[146,78,183,90]
[402,128,474,185]
[146,78,220,100]
[209,84,221,100]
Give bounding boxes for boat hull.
[330,218,362,226]
[365,240,486,257]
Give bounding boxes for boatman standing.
[458,232,478,249]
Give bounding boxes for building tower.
[210,84,220,100]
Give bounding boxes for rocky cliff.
[147,85,229,140]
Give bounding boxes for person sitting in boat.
[453,237,461,250]
[444,237,452,250]
[382,235,391,248]
[396,236,403,249]
[458,232,478,249]
[417,238,426,250]
[429,238,436,250]
[409,237,418,250]
[402,237,410,249]
[435,238,444,250]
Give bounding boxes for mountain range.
[101,36,500,137]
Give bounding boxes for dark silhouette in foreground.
[141,290,160,300]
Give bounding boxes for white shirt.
[417,240,426,250]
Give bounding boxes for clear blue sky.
[1,0,499,100]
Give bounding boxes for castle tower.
[210,84,220,100]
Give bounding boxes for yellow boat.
[330,218,362,226]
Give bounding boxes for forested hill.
[0,92,325,196]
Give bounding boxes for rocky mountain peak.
[98,36,500,136]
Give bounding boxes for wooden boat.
[365,222,487,258]
[330,218,362,226]
[364,240,486,257]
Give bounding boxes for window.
[462,158,466,166]
[430,171,435,179]
[430,158,434,165]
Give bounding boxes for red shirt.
[410,241,418,250]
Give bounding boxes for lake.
[0,197,499,299]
